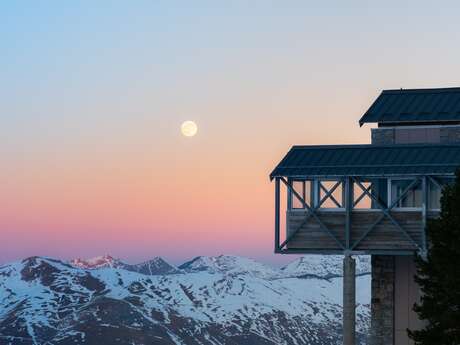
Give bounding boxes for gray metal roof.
[270,144,460,179]
[359,87,460,126]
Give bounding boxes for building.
[270,87,460,345]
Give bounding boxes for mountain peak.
[69,255,180,275]
[70,254,122,269]
[126,256,180,275]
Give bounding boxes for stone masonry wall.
[440,126,460,143]
[369,124,460,345]
[371,255,395,345]
[373,125,460,145]
[372,128,395,145]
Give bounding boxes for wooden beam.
[421,176,427,253]
[277,248,418,255]
[274,178,280,252]
[287,178,292,211]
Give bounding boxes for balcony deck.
[286,210,438,254]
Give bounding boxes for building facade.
[270,87,460,345]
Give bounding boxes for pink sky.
[2,1,460,265]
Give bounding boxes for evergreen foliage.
[408,172,460,345]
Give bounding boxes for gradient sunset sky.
[1,1,460,265]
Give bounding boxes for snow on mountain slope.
[123,257,181,275]
[178,255,282,279]
[0,255,371,345]
[281,255,371,278]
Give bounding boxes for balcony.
[270,145,459,255]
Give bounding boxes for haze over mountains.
[0,254,371,345]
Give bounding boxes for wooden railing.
[286,210,428,252]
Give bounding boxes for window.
[318,180,344,209]
[390,179,422,208]
[290,180,311,209]
[427,178,455,210]
[289,179,345,210]
[428,180,441,210]
[353,181,372,209]
[353,179,388,209]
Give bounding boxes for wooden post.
[345,177,352,250]
[287,178,292,210]
[343,255,356,345]
[421,176,427,254]
[275,178,280,252]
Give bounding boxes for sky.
[1,1,460,266]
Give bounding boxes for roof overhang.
[270,144,460,180]
[359,87,460,126]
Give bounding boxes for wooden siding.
[286,210,424,252]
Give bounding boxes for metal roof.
[359,87,460,126]
[270,144,460,179]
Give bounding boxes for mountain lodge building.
[270,87,460,345]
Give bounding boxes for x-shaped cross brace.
[280,178,345,250]
[353,183,372,208]
[351,177,421,251]
[319,182,342,208]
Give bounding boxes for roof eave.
[270,172,455,180]
[361,119,460,125]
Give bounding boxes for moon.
[181,121,198,137]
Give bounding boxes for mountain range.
[70,255,181,275]
[0,254,371,345]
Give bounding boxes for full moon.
[181,121,198,137]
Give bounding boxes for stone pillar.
[343,255,356,345]
[371,255,395,345]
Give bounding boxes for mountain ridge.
[0,255,371,345]
[67,253,371,279]
[69,254,181,276]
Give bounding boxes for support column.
[343,255,356,345]
[370,255,394,345]
[274,178,280,252]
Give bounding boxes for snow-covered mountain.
[281,255,371,279]
[179,255,282,279]
[0,255,371,345]
[70,254,122,269]
[70,255,180,275]
[123,257,181,275]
